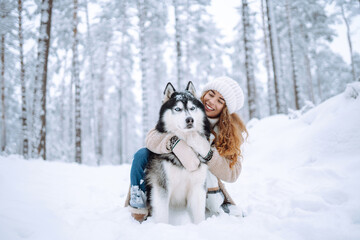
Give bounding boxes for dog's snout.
[186,117,194,125]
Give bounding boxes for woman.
[125,76,248,222]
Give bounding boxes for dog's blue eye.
[174,107,181,112]
[190,106,196,111]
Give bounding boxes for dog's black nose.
[186,117,194,125]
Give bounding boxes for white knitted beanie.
[202,76,244,114]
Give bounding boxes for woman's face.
[202,90,225,118]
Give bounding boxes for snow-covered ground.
[1,83,360,240]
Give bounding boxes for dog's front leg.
[187,186,206,224]
[151,188,170,223]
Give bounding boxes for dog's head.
[156,82,210,138]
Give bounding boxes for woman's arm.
[207,148,242,183]
[145,128,174,154]
[145,128,201,172]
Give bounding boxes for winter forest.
[0,0,359,165]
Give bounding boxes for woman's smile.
[203,90,225,118]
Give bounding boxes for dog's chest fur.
[162,161,207,206]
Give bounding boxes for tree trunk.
[68,63,74,160]
[261,0,275,115]
[314,39,322,102]
[266,0,283,114]
[304,51,314,102]
[185,0,190,84]
[96,42,110,166]
[118,86,123,164]
[0,2,11,153]
[300,23,315,103]
[60,50,68,155]
[72,0,82,163]
[31,0,53,160]
[285,0,301,110]
[341,4,356,82]
[137,0,149,141]
[85,0,98,163]
[242,0,257,119]
[1,34,5,152]
[18,0,28,158]
[117,0,129,165]
[173,0,183,89]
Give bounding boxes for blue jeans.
[130,148,150,192]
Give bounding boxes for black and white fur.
[145,82,211,224]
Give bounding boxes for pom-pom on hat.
[202,76,244,114]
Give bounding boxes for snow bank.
[1,83,359,240]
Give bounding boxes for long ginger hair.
[201,93,248,168]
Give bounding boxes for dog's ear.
[163,82,176,102]
[186,81,196,97]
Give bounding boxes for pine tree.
[185,0,225,86]
[142,0,168,129]
[99,0,138,164]
[316,47,353,100]
[293,0,336,103]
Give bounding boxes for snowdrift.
[1,83,359,240]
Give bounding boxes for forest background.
[0,0,359,165]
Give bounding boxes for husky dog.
[145,81,211,224]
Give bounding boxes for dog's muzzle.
[186,117,194,129]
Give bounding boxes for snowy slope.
[1,83,360,240]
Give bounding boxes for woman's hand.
[186,132,211,158]
[169,136,200,172]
